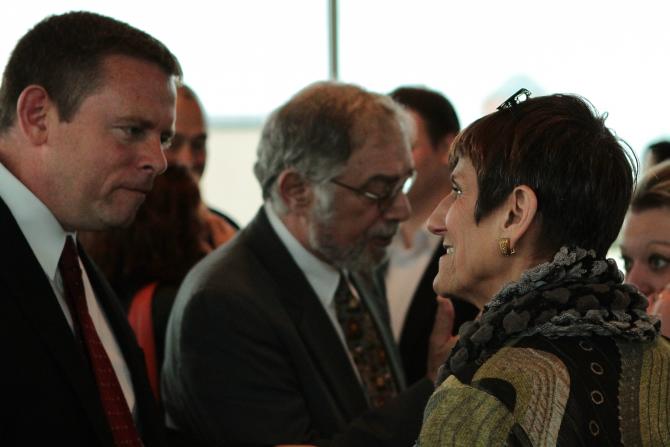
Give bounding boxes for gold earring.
[498,238,516,256]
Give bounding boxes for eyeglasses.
[330,171,416,210]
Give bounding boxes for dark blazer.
[397,246,480,385]
[162,207,433,447]
[0,198,165,446]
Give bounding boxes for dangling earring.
[498,238,516,256]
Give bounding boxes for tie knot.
[334,273,360,311]
[59,236,82,282]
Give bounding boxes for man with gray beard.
[162,82,455,446]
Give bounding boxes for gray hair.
[254,81,412,212]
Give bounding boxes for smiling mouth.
[444,245,454,255]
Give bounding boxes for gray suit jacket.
[162,207,433,446]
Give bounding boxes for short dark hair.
[644,140,670,168]
[451,94,636,258]
[389,86,460,146]
[0,11,181,132]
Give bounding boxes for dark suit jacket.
[0,199,165,446]
[397,246,480,385]
[162,207,433,447]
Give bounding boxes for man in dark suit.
[0,12,181,446]
[386,87,479,385]
[162,82,456,446]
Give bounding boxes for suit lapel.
[0,199,115,446]
[351,272,407,390]
[244,209,369,417]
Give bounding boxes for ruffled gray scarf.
[437,246,659,385]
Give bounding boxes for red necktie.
[59,236,143,447]
[334,273,398,408]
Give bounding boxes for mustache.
[368,223,399,239]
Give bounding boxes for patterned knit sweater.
[417,247,670,446]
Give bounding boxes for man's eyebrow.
[361,169,415,187]
[365,174,401,184]
[115,117,155,128]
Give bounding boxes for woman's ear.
[501,185,538,248]
[16,85,51,145]
[276,170,313,213]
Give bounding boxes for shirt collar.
[264,202,340,307]
[0,162,69,281]
[389,223,441,260]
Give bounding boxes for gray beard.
[307,193,395,272]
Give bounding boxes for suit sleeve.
[163,287,321,445]
[162,286,433,447]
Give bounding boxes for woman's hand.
[650,285,670,338]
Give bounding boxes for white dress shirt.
[264,202,367,369]
[385,225,442,340]
[0,162,136,415]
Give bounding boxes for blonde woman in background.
[620,159,670,337]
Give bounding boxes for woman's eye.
[649,254,670,271]
[451,184,462,196]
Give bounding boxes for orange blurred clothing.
[199,205,237,252]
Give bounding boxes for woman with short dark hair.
[417,91,669,446]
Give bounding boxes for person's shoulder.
[207,206,240,230]
[474,341,571,401]
[419,373,516,446]
[654,334,670,349]
[172,234,281,318]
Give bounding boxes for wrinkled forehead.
[344,120,413,179]
[351,102,412,150]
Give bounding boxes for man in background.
[0,11,180,445]
[162,81,455,446]
[166,84,240,234]
[387,86,479,385]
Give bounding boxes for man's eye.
[622,256,632,273]
[161,134,174,148]
[191,137,206,152]
[451,184,462,196]
[365,183,393,198]
[166,134,185,150]
[125,126,145,138]
[649,254,670,271]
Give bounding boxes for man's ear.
[500,185,538,248]
[437,132,456,165]
[16,85,51,145]
[276,169,313,212]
